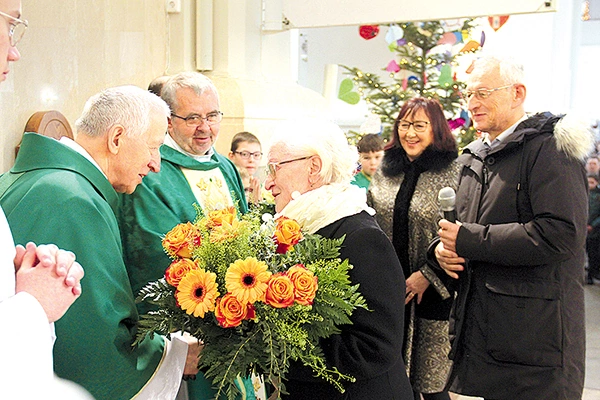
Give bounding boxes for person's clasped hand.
[14,242,84,322]
[405,271,430,305]
[435,219,466,279]
[181,331,203,380]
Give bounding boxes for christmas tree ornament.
[359,25,380,40]
[385,25,404,44]
[386,60,401,73]
[342,19,480,148]
[417,27,433,37]
[459,40,480,53]
[338,78,361,104]
[438,64,453,87]
[448,118,466,130]
[437,31,457,45]
[488,16,510,31]
[453,31,463,44]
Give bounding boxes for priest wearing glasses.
[119,71,250,399]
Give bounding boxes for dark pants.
[587,235,600,279]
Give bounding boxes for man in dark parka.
[431,55,593,399]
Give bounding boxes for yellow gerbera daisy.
[225,257,272,304]
[176,269,220,318]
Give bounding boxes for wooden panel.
[16,110,74,156]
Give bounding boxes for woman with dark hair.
[368,97,459,400]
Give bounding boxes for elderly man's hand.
[14,242,84,322]
[181,332,203,377]
[438,219,461,253]
[434,241,466,279]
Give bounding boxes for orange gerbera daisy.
[225,257,272,304]
[176,269,220,318]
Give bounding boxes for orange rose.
[165,258,199,287]
[274,217,303,254]
[264,273,295,308]
[215,293,256,328]
[162,222,201,259]
[287,264,318,306]
[206,207,237,228]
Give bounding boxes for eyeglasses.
[461,84,514,101]
[0,10,28,47]
[234,151,262,160]
[398,120,430,133]
[267,156,312,178]
[171,111,223,127]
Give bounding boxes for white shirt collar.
[163,134,214,162]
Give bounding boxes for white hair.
[470,54,526,86]
[268,118,357,185]
[160,71,220,112]
[75,85,170,137]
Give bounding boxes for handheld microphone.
[438,187,457,223]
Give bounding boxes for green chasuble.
[119,144,249,400]
[0,133,165,400]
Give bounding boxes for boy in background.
[351,134,385,190]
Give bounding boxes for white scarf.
[276,183,375,234]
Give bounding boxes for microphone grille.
[438,187,456,211]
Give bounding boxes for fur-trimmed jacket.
[434,112,593,400]
[368,146,460,393]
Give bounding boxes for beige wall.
[0,0,169,172]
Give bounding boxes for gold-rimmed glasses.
[461,84,514,101]
[0,10,27,47]
[267,156,312,178]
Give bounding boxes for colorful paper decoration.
[386,60,401,73]
[438,64,453,87]
[359,25,380,40]
[437,32,457,45]
[448,118,466,130]
[338,78,360,105]
[488,16,510,31]
[459,40,480,53]
[453,31,463,44]
[385,25,404,44]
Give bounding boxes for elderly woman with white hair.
[265,119,413,399]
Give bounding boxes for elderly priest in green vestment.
[119,72,251,400]
[0,86,202,400]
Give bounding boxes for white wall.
[0,0,169,173]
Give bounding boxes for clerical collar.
[164,133,214,162]
[59,137,107,178]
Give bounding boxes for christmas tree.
[342,19,481,149]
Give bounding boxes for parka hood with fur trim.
[465,112,595,161]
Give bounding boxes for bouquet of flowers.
[134,205,368,399]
